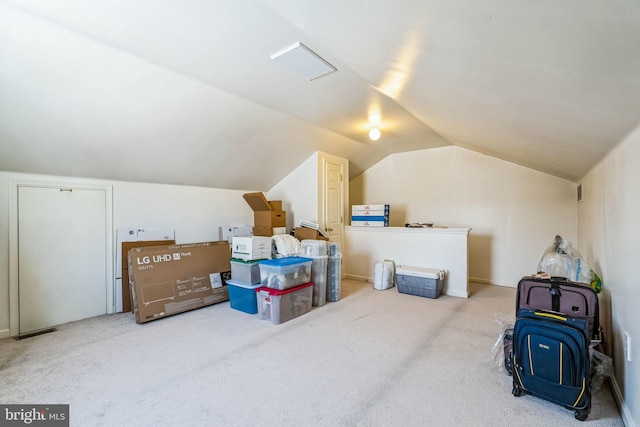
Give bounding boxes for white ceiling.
[1,0,639,190]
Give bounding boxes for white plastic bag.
[537,235,602,293]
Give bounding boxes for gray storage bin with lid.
[396,266,445,299]
[230,258,262,285]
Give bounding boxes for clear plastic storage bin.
[300,239,328,257]
[258,257,313,290]
[230,258,262,285]
[256,282,313,324]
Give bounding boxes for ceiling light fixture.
[271,42,337,81]
[368,112,382,141]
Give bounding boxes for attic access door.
[15,184,112,335]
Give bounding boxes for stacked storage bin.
[257,257,314,324]
[351,204,390,227]
[227,236,272,314]
[300,240,328,307]
[327,242,342,302]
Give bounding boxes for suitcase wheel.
[574,409,589,421]
[512,385,524,397]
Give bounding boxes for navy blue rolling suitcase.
[512,309,591,421]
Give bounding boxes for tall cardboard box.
[121,240,175,313]
[128,241,231,324]
[243,192,287,229]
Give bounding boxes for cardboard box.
[352,204,390,212]
[254,210,286,227]
[232,236,272,261]
[243,192,274,211]
[243,192,287,228]
[351,215,389,222]
[294,227,329,241]
[269,200,283,210]
[351,205,390,227]
[350,209,389,216]
[253,226,274,237]
[253,226,286,237]
[121,240,175,313]
[128,241,231,323]
[115,228,174,312]
[351,220,388,227]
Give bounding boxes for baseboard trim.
[0,329,10,339]
[610,376,635,427]
[468,276,514,287]
[446,290,469,298]
[344,274,371,282]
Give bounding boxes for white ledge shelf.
[344,226,470,298]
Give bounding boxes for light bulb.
[369,127,381,141]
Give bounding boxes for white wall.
[268,152,319,230]
[578,125,639,427]
[0,171,255,336]
[350,146,578,286]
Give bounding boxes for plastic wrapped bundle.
[537,235,603,293]
[327,254,342,302]
[328,242,341,257]
[300,239,329,307]
[310,256,328,306]
[373,260,395,290]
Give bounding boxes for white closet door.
[18,186,108,334]
[324,159,344,244]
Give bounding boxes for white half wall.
[349,146,578,287]
[578,125,640,427]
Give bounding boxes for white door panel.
[324,160,344,245]
[18,186,107,334]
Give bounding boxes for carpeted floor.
[0,280,623,426]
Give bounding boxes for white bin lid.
[396,266,445,280]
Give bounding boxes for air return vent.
[577,184,583,202]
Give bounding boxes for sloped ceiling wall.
[1,0,639,190]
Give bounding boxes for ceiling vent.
[271,42,337,81]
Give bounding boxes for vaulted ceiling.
[2,0,639,190]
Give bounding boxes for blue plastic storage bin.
[227,279,261,314]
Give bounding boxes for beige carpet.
[0,280,623,426]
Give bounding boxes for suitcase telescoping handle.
[533,310,567,322]
[547,279,562,312]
